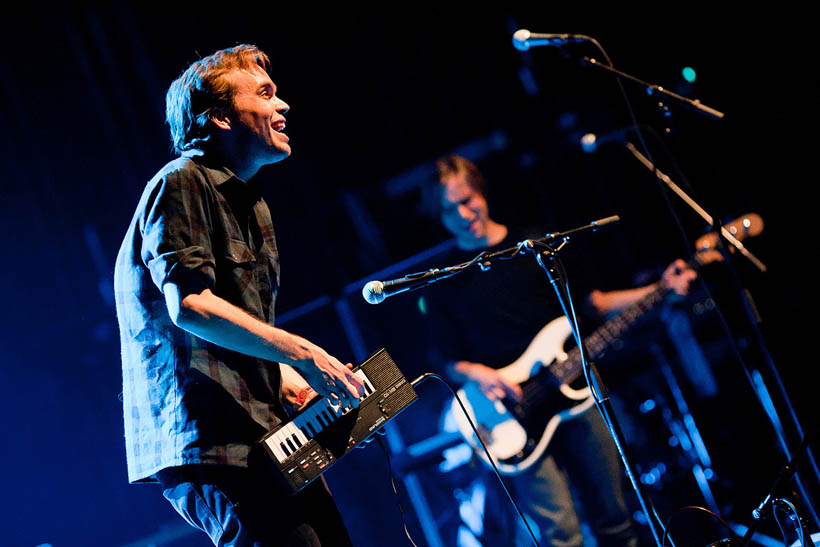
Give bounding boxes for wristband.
[295,387,314,405]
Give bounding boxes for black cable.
[642,118,820,529]
[584,37,698,260]
[636,124,701,198]
[571,36,818,543]
[410,372,540,546]
[418,241,527,283]
[625,79,820,529]
[580,39,783,468]
[773,497,809,547]
[375,435,420,547]
[773,499,796,547]
[660,505,741,547]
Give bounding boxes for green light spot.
[682,67,696,83]
[417,296,427,315]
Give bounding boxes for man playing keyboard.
[269,368,376,464]
[114,44,363,546]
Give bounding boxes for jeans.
[511,409,638,547]
[158,464,353,547]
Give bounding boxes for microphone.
[580,126,637,153]
[512,29,587,51]
[362,269,449,305]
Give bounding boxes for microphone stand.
[520,30,817,539]
[622,141,820,534]
[740,433,817,547]
[525,236,669,547]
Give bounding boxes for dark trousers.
[158,465,353,547]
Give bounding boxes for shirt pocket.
[223,237,255,264]
[216,238,260,315]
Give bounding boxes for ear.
[210,107,232,131]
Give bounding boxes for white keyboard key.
[267,368,378,464]
[266,435,287,462]
[286,424,304,449]
[273,430,290,460]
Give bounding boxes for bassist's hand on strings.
[587,258,697,315]
[451,361,523,402]
[660,258,697,296]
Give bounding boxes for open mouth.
[272,120,287,133]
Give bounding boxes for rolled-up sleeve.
[140,169,216,297]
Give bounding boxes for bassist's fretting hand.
[444,259,696,404]
[660,258,697,296]
[587,258,697,316]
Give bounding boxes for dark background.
[1,7,814,547]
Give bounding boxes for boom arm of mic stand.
[388,216,624,297]
[624,142,767,273]
[579,57,725,120]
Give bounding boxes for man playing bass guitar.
[425,155,696,547]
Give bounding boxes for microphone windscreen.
[362,281,385,304]
[512,29,531,51]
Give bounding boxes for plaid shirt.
[114,149,287,483]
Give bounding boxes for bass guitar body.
[447,315,594,475]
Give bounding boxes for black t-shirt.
[425,226,596,371]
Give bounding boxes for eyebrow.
[258,80,277,93]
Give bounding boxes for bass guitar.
[443,214,762,475]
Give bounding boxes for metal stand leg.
[649,344,721,516]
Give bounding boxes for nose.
[457,204,474,220]
[275,96,290,114]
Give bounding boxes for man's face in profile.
[223,64,292,165]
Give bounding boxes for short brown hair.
[435,154,487,197]
[165,44,272,154]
